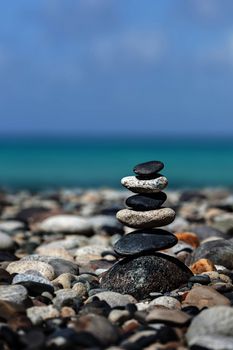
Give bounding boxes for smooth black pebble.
[133,160,164,178]
[126,192,167,211]
[114,229,177,256]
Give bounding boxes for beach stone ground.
[0,187,232,349]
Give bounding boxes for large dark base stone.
[100,253,192,300]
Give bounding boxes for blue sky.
[0,0,233,136]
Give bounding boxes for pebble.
[108,309,130,323]
[186,306,233,348]
[35,247,74,261]
[53,289,80,309]
[86,291,137,308]
[183,286,231,308]
[88,215,123,234]
[27,305,59,325]
[12,272,54,295]
[190,225,225,241]
[149,296,181,310]
[189,274,211,285]
[188,335,233,350]
[121,176,168,193]
[0,231,14,250]
[146,308,191,326]
[116,208,176,228]
[72,282,88,299]
[126,192,167,211]
[6,260,55,280]
[75,245,110,266]
[133,160,164,177]
[211,212,233,235]
[100,253,192,299]
[60,306,76,318]
[0,285,28,305]
[0,300,26,321]
[0,220,25,233]
[52,273,75,289]
[190,240,233,270]
[38,215,93,235]
[70,314,119,346]
[190,258,216,274]
[175,232,200,248]
[114,230,177,256]
[21,255,79,277]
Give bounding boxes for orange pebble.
[60,306,76,318]
[189,258,216,274]
[175,232,200,248]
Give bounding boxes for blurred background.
[0,0,232,189]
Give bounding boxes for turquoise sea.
[0,137,232,189]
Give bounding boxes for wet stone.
[113,229,177,256]
[133,160,164,178]
[100,253,192,299]
[126,192,167,211]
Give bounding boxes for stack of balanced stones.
[101,161,192,299]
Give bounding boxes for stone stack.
[101,161,192,299]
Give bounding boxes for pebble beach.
[0,182,233,349]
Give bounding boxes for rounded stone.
[0,285,28,305]
[126,192,167,211]
[190,240,233,270]
[149,296,181,310]
[70,314,119,347]
[12,272,54,295]
[113,230,177,256]
[183,286,230,309]
[86,291,137,307]
[6,260,55,280]
[0,231,14,250]
[186,306,233,347]
[116,208,175,229]
[39,215,92,235]
[100,253,193,299]
[21,255,79,277]
[133,161,164,177]
[121,176,168,193]
[146,308,190,326]
[27,305,59,325]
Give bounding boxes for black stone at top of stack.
[133,160,164,179]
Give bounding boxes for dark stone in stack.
[100,161,192,299]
